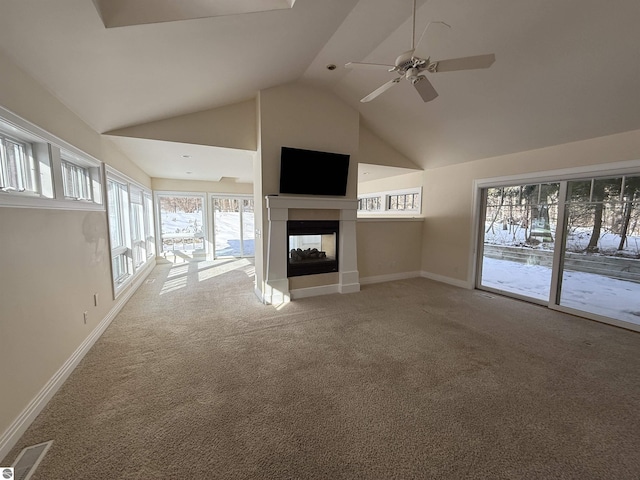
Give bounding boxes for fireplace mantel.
[263,195,360,303]
[266,194,357,211]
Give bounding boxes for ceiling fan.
[345,0,495,103]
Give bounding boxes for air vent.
[12,441,52,480]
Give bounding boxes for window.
[143,192,155,260]
[61,160,91,200]
[0,131,37,194]
[388,192,420,211]
[108,178,131,287]
[0,108,103,209]
[358,196,382,212]
[357,188,422,215]
[106,168,155,294]
[60,150,102,204]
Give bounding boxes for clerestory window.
[0,132,37,194]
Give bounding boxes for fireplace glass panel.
[287,221,339,277]
[289,233,336,263]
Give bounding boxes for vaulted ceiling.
[0,0,639,182]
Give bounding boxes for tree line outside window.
[484,176,640,256]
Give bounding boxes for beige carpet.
[4,259,640,479]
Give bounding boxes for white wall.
[358,171,423,196]
[106,99,257,151]
[357,124,420,170]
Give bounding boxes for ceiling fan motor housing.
[406,67,420,81]
[395,50,416,71]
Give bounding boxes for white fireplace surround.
[263,195,360,304]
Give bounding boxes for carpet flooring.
[4,259,640,479]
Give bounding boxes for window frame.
[0,132,39,195]
[0,106,104,211]
[357,187,422,216]
[106,167,155,297]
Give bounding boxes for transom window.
[388,192,419,211]
[0,132,37,194]
[61,160,92,200]
[358,196,381,212]
[357,187,422,216]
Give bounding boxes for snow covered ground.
[485,223,640,258]
[213,211,254,257]
[481,257,640,326]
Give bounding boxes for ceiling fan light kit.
[345,0,495,103]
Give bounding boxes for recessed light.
[326,64,337,71]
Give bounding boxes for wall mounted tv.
[279,147,350,196]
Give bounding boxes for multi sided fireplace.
[263,195,359,303]
[287,220,339,277]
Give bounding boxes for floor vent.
[12,441,52,480]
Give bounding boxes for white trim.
[0,260,155,462]
[359,271,421,285]
[0,194,105,211]
[105,166,149,192]
[420,270,472,289]
[290,283,340,299]
[468,178,483,289]
[266,194,356,211]
[550,303,640,333]
[357,217,424,223]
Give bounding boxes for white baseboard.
[359,271,421,285]
[290,284,340,299]
[420,270,472,289]
[339,283,361,294]
[0,260,155,462]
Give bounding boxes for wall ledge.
[357,217,424,222]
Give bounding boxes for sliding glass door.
[479,183,559,302]
[212,196,254,258]
[558,176,640,325]
[157,193,206,260]
[478,174,640,329]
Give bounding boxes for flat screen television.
[279,147,350,196]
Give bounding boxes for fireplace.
[287,220,339,277]
[262,195,360,304]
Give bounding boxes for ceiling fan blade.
[412,75,438,102]
[345,61,396,71]
[432,54,496,72]
[361,78,401,103]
